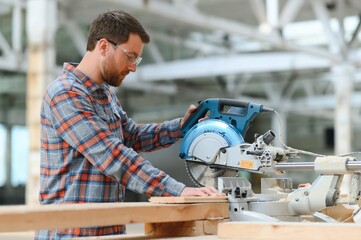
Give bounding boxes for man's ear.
[97,39,108,56]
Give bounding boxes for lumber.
[149,196,228,204]
[145,219,228,237]
[72,233,150,239]
[218,221,361,240]
[0,202,228,232]
[146,196,229,237]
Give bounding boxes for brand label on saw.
[240,160,254,169]
[203,129,226,137]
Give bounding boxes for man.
[36,9,221,239]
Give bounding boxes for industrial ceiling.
[1,0,361,154]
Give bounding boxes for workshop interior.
[1,0,361,238]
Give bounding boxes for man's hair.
[86,10,150,51]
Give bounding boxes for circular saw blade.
[185,160,238,188]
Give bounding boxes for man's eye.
[128,54,137,61]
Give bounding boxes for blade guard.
[179,119,245,159]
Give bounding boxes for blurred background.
[1,0,361,206]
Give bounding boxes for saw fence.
[1,197,361,239]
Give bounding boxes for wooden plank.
[0,202,228,233]
[321,204,355,222]
[149,196,228,204]
[145,219,228,237]
[218,222,361,240]
[74,234,223,240]
[73,233,150,239]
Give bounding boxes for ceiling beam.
[128,52,330,82]
[279,0,305,27]
[59,12,87,56]
[311,0,345,55]
[248,0,267,26]
[113,0,340,61]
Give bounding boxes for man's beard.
[102,62,125,87]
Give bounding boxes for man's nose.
[128,63,137,72]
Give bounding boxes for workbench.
[0,196,229,239]
[1,197,361,239]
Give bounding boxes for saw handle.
[181,100,208,137]
[181,98,273,137]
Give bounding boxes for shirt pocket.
[109,104,122,139]
[93,103,118,130]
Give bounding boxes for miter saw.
[179,98,361,222]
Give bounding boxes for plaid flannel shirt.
[35,63,186,239]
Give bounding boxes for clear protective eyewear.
[98,38,142,66]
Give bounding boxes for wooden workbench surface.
[0,200,229,239]
[3,198,361,239]
[149,196,228,204]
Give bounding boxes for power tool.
[179,98,361,222]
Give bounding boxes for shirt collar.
[63,62,109,92]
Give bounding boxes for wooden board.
[72,233,150,239]
[145,219,228,237]
[149,196,228,204]
[0,202,229,233]
[218,222,361,240]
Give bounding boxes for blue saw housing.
[179,98,273,160]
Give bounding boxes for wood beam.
[145,219,227,238]
[0,202,229,232]
[26,0,57,205]
[218,222,361,240]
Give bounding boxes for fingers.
[198,116,209,122]
[199,187,225,196]
[189,104,197,112]
[181,187,225,197]
[181,104,212,128]
[186,104,197,116]
[180,104,197,128]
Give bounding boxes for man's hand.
[181,187,225,197]
[180,104,208,128]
